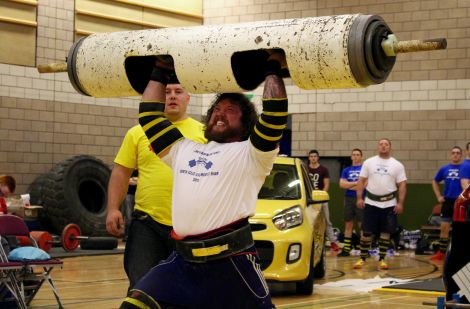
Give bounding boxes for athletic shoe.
[430,251,446,261]
[378,260,389,270]
[353,259,365,269]
[338,250,350,257]
[330,242,340,252]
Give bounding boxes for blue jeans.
[124,210,174,289]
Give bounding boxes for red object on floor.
[431,251,446,261]
[330,242,340,251]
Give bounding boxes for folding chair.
[0,214,63,308]
[0,258,26,308]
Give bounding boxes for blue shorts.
[127,246,274,309]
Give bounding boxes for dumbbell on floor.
[18,223,118,252]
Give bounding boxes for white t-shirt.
[162,139,278,237]
[360,155,407,208]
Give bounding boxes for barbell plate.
[16,236,32,247]
[62,223,81,252]
[30,231,53,252]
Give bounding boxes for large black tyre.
[28,173,54,230]
[28,173,50,206]
[40,155,113,236]
[80,237,118,250]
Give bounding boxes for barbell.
[37,14,446,96]
[17,223,118,252]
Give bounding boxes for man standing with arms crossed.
[354,138,407,270]
[106,83,206,289]
[431,146,462,261]
[338,148,364,257]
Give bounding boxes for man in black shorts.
[354,139,407,270]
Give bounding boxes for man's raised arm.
[250,52,288,152]
[138,61,183,158]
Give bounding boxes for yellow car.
[250,156,327,295]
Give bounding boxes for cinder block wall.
[204,0,470,184]
[0,1,204,193]
[1,0,469,194]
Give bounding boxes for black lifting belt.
[366,190,397,202]
[175,223,254,263]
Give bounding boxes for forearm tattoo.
[263,74,287,99]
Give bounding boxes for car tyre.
[295,247,315,295]
[313,245,326,278]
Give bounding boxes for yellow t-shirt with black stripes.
[114,119,206,226]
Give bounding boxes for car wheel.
[295,247,315,295]
[313,245,326,278]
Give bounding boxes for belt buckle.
[191,244,229,257]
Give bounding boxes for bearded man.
[120,51,288,309]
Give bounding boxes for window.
[0,0,37,66]
[258,164,301,200]
[75,0,203,39]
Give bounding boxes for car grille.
[254,240,274,270]
[250,223,267,231]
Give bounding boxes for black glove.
[150,66,179,85]
[264,60,282,77]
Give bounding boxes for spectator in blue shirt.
[338,148,364,256]
[431,146,462,261]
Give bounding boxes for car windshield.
[258,163,301,200]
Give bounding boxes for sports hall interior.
[1,0,469,308]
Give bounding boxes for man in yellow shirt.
[106,83,206,289]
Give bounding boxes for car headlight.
[272,205,303,230]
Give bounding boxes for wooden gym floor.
[30,245,444,308]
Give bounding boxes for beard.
[205,122,245,143]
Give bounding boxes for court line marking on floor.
[375,287,445,296]
[277,294,411,308]
[275,293,378,308]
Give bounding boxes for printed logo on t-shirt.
[188,158,213,169]
[179,149,220,182]
[447,168,460,180]
[348,170,360,181]
[309,173,319,189]
[374,165,389,175]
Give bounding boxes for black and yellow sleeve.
[250,98,288,152]
[139,101,183,155]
